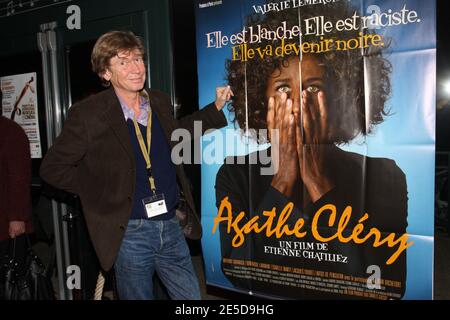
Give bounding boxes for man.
[40,31,231,300]
[0,89,34,268]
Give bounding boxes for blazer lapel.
[147,90,175,147]
[101,87,134,163]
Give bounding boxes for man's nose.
[130,61,142,73]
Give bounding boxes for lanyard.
[132,103,156,195]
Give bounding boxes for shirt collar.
[117,90,150,126]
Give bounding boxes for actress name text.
[253,0,342,15]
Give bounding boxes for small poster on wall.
[1,72,42,158]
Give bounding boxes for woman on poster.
[215,1,408,300]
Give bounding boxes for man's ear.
[102,69,112,81]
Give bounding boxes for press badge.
[142,194,168,218]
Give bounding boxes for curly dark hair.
[226,1,392,144]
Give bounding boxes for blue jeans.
[114,216,200,300]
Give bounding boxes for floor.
[434,229,450,299]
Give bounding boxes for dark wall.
[171,0,199,116]
[437,0,450,152]
[0,0,174,94]
[170,0,203,253]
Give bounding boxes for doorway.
[0,0,174,300]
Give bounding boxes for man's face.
[103,49,146,95]
[266,54,326,106]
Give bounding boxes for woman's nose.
[291,89,301,102]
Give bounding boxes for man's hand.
[294,90,334,203]
[9,221,26,238]
[268,92,299,198]
[214,86,234,110]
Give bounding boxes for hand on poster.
[267,89,334,202]
[267,92,299,198]
[214,85,234,110]
[294,90,334,203]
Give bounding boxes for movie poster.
[1,72,42,158]
[195,0,435,299]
